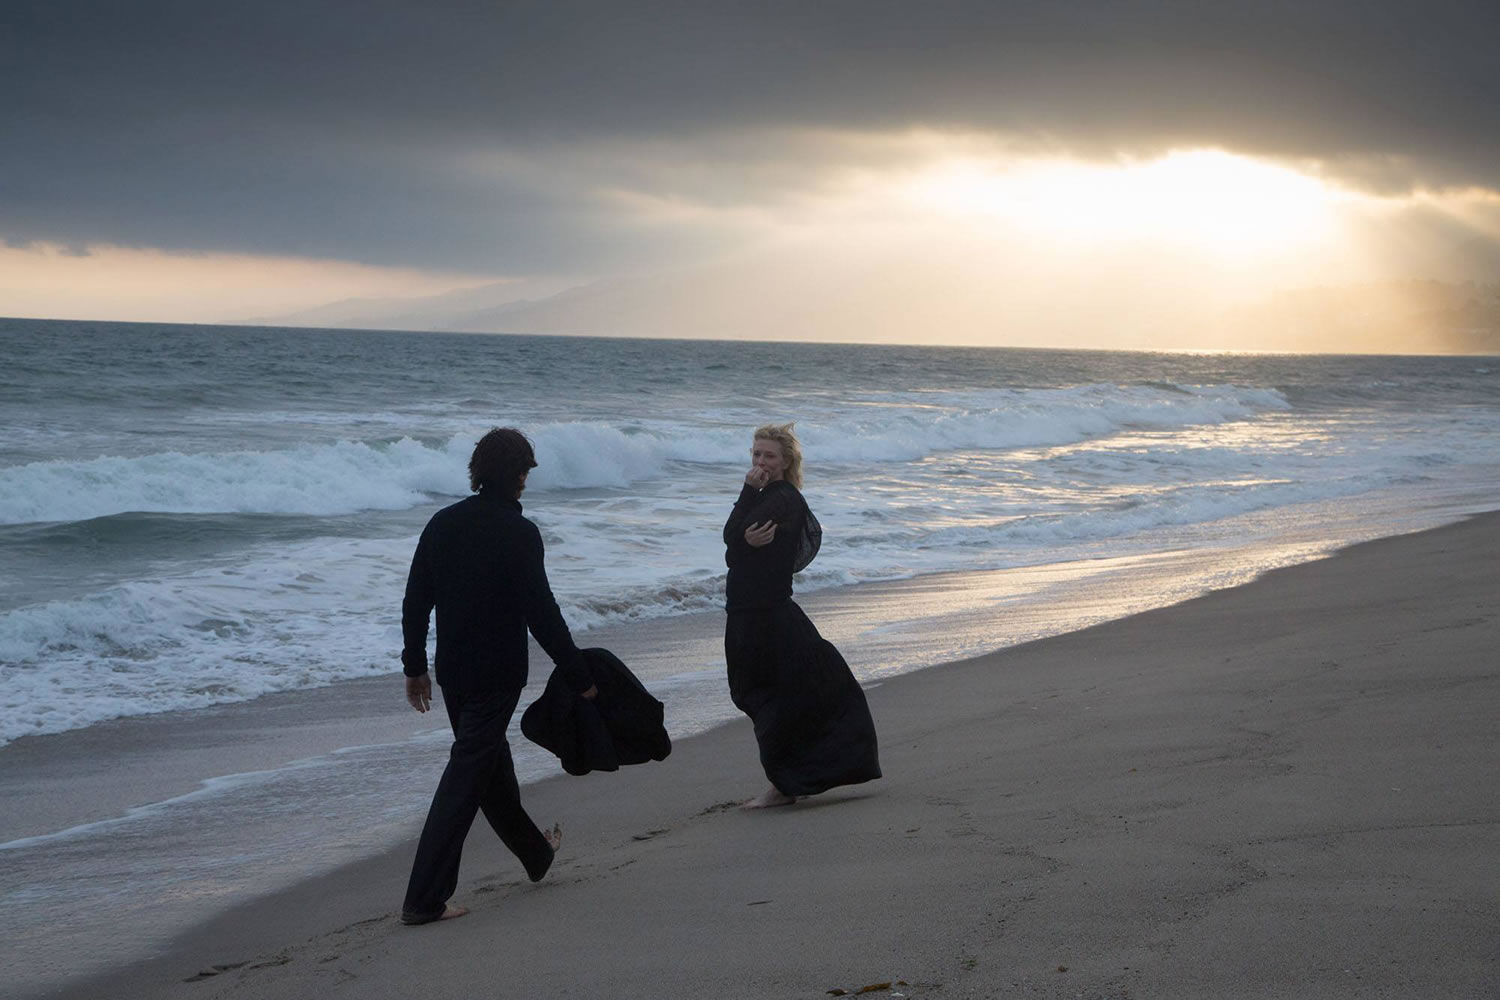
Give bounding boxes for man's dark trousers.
[402,686,554,920]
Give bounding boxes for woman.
[723,423,881,808]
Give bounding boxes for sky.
[3,1,1499,347]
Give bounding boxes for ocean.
[2,317,1497,993]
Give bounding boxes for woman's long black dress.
[723,480,881,797]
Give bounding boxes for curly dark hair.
[468,427,538,495]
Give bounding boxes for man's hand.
[406,673,432,713]
[744,520,777,547]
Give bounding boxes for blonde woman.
[722,423,881,808]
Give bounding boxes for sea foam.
[0,383,1289,525]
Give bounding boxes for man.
[399,427,597,925]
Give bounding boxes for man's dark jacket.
[522,648,672,776]
[401,490,591,695]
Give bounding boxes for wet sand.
[39,513,1500,999]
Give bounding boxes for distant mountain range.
[245,276,1500,354]
[240,281,558,333]
[241,271,749,339]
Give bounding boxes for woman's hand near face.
[745,466,771,489]
[744,520,777,547]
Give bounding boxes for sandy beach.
[36,512,1500,999]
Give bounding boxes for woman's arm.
[723,483,764,547]
[726,484,802,564]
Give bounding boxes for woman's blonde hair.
[753,422,803,489]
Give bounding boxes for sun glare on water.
[912,149,1341,254]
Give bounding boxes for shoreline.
[39,510,1500,1000]
[0,515,1351,845]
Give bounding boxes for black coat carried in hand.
[521,648,672,776]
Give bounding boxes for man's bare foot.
[400,902,468,926]
[524,823,562,883]
[741,787,797,810]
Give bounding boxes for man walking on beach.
[399,427,597,925]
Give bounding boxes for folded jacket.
[520,647,672,776]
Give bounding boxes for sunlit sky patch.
[907,151,1343,253]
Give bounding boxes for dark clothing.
[521,648,672,776]
[723,481,820,611]
[725,602,882,796]
[402,687,553,921]
[401,490,590,695]
[723,480,881,796]
[399,489,587,920]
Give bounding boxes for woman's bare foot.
[401,902,468,926]
[741,787,797,810]
[544,822,563,852]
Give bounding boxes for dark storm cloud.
[3,0,1497,271]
